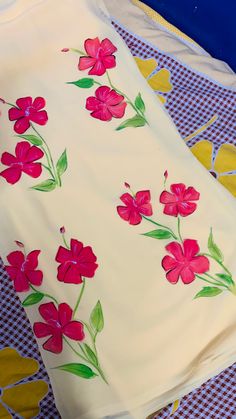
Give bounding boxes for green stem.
[177,217,183,242]
[202,253,232,277]
[41,163,54,178]
[70,48,85,55]
[142,215,178,240]
[195,274,228,289]
[31,124,61,187]
[106,72,148,124]
[83,321,97,355]
[62,233,70,249]
[73,279,85,317]
[30,284,58,304]
[64,337,108,383]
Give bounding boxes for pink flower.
[8,97,48,134]
[5,249,43,292]
[0,141,44,185]
[33,302,85,354]
[160,183,200,217]
[55,239,98,284]
[86,86,127,121]
[162,239,209,284]
[79,37,117,76]
[117,190,153,225]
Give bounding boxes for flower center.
[25,106,33,117]
[21,261,26,272]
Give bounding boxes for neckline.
[0,0,44,23]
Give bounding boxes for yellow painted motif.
[135,57,173,104]
[191,141,236,197]
[0,347,48,419]
[170,399,180,415]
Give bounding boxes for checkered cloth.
[0,18,236,419]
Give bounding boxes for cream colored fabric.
[0,1,236,419]
[105,0,236,88]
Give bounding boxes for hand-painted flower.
[0,141,44,184]
[117,190,153,225]
[33,302,85,354]
[86,86,126,122]
[160,183,200,217]
[8,97,48,134]
[5,249,43,292]
[162,239,209,284]
[79,37,117,76]
[55,239,98,284]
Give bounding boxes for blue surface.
[142,0,236,72]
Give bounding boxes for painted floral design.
[5,248,43,292]
[117,189,153,225]
[62,37,149,130]
[86,86,127,121]
[56,238,98,283]
[78,37,117,76]
[8,96,48,134]
[0,347,48,418]
[116,175,236,299]
[5,232,107,383]
[160,183,200,217]
[33,302,85,354]
[0,97,68,192]
[0,141,44,184]
[162,240,209,284]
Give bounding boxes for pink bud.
[60,226,65,234]
[124,182,130,189]
[61,48,69,52]
[0,98,6,104]
[15,240,24,248]
[164,170,168,179]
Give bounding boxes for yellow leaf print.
[191,141,236,197]
[0,347,48,419]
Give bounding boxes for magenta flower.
[55,239,98,284]
[160,183,200,217]
[86,86,127,121]
[0,141,44,185]
[117,190,153,225]
[79,37,117,76]
[5,249,43,292]
[162,239,209,284]
[8,96,48,134]
[33,302,85,354]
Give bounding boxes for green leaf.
[216,273,234,286]
[83,344,98,366]
[90,300,104,333]
[143,229,172,240]
[116,114,146,131]
[56,149,68,177]
[67,78,95,88]
[207,228,224,263]
[194,287,223,299]
[22,292,44,307]
[17,134,43,146]
[55,363,97,379]
[134,93,145,113]
[31,179,56,192]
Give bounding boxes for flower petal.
[25,145,44,163]
[14,117,30,134]
[180,267,195,284]
[1,151,17,166]
[183,186,200,201]
[165,241,184,261]
[39,302,59,323]
[183,239,199,259]
[219,174,236,197]
[57,263,83,284]
[8,107,25,121]
[166,266,183,284]
[84,37,100,57]
[191,140,213,171]
[22,162,42,178]
[15,141,31,160]
[148,68,172,93]
[71,239,84,257]
[170,183,186,197]
[16,97,32,110]
[177,201,197,217]
[78,246,97,263]
[7,250,24,267]
[190,255,210,273]
[88,60,106,76]
[13,271,30,292]
[91,107,112,121]
[5,266,18,280]
[117,205,131,222]
[160,191,176,204]
[120,192,134,206]
[101,54,116,70]
[108,102,127,118]
[129,209,143,225]
[58,303,73,326]
[32,97,46,110]
[95,86,111,102]
[135,57,157,79]
[26,270,43,286]
[0,167,22,184]
[162,255,178,271]
[135,190,151,206]
[100,38,117,55]
[78,56,97,71]
[105,89,124,106]
[33,322,54,338]
[43,332,63,353]
[86,96,102,111]
[163,203,178,217]
[55,246,72,263]
[63,321,85,341]
[29,110,48,126]
[25,250,41,270]
[2,381,48,419]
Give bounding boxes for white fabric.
[0,1,236,418]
